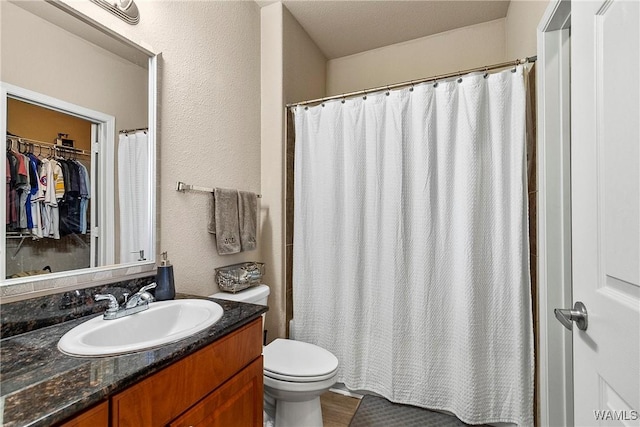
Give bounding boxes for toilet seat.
[264,367,338,383]
[263,339,339,383]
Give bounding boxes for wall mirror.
[0,0,157,298]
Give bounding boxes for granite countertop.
[0,294,267,427]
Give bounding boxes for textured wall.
[59,0,262,298]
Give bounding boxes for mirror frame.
[0,1,158,301]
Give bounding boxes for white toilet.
[211,284,339,427]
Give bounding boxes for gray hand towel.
[209,188,241,255]
[237,190,257,251]
[207,195,216,234]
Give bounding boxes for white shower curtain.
[118,131,150,264]
[292,66,533,426]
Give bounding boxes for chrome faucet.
[94,283,157,320]
[125,283,157,308]
[94,294,120,318]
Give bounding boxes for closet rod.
[176,181,262,198]
[6,135,91,156]
[286,55,537,108]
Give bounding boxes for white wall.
[0,2,147,131]
[326,19,506,96]
[56,0,262,298]
[505,0,549,59]
[326,0,549,97]
[283,7,326,104]
[260,2,285,341]
[260,3,327,341]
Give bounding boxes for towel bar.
[176,181,262,198]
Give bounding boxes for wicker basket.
[215,262,265,293]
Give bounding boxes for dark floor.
[321,392,489,427]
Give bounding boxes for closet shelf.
[6,134,91,157]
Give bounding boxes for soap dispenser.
[155,251,175,301]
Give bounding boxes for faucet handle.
[138,283,157,293]
[94,294,119,312]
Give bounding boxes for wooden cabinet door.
[58,401,108,427]
[112,319,262,426]
[169,357,263,427]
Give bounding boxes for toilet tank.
[210,284,270,344]
[209,284,270,306]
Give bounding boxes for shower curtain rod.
[286,55,537,108]
[119,127,148,134]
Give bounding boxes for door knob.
[554,301,588,331]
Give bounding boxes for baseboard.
[329,383,365,399]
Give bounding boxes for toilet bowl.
[211,285,339,427]
[263,338,339,427]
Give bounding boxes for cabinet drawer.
[112,319,262,426]
[169,357,263,427]
[58,401,108,427]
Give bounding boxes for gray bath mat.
[349,395,488,427]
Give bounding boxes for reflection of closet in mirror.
[6,100,94,278]
[1,0,156,294]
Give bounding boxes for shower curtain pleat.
[118,131,150,263]
[292,66,533,426]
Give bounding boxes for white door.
[570,0,640,425]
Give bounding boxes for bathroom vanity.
[0,293,266,427]
[0,3,266,425]
[65,320,262,427]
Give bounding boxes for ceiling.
[279,1,511,59]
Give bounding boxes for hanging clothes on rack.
[29,151,46,239]
[39,157,54,238]
[57,157,90,235]
[6,144,29,231]
[5,135,90,240]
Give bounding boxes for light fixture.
[90,0,140,25]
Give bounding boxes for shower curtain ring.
[386,86,390,96]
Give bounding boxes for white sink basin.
[58,299,224,357]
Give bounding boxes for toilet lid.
[263,339,339,382]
